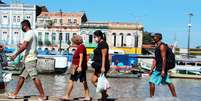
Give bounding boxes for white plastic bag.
[96,74,111,93]
[2,72,12,82]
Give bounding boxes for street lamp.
[187,13,193,58]
[134,23,139,54]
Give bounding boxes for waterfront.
[1,72,200,101]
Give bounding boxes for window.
[13,16,16,23]
[2,16,8,24]
[17,16,20,22]
[134,34,138,47]
[14,32,19,43]
[73,19,77,24]
[68,19,72,24]
[112,33,116,47]
[126,33,132,47]
[39,20,43,23]
[3,32,8,41]
[65,33,70,43]
[120,33,124,47]
[27,16,31,19]
[14,32,18,34]
[45,32,49,41]
[59,33,62,40]
[59,19,63,24]
[73,33,77,36]
[3,16,7,18]
[54,19,57,23]
[38,32,42,41]
[52,33,56,45]
[89,35,93,43]
[52,33,56,40]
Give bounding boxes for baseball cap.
[151,33,162,39]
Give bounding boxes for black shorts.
[94,68,109,77]
[70,71,87,82]
[92,62,110,76]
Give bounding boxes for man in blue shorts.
[149,33,177,97]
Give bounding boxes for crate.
[37,57,55,73]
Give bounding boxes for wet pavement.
[2,72,201,101]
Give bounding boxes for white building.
[36,11,87,48]
[0,2,36,45]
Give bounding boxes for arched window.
[126,33,132,47]
[112,33,116,47]
[127,33,131,36]
[134,34,138,47]
[89,34,93,43]
[65,33,70,43]
[120,33,124,47]
[52,33,56,45]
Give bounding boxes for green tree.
[143,31,153,44]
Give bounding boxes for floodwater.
[4,72,201,101]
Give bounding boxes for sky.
[5,0,201,48]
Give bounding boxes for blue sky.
[7,0,201,48]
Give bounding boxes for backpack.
[165,44,175,70]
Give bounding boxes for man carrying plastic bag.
[96,74,111,93]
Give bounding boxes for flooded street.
[5,72,201,101]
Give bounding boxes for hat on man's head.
[151,33,162,40]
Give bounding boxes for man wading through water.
[149,33,177,97]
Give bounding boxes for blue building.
[0,1,36,45]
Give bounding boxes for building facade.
[80,22,143,54]
[36,11,87,48]
[0,2,144,54]
[36,10,144,54]
[0,2,36,45]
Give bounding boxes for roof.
[38,12,85,17]
[81,22,144,30]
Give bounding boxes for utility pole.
[59,9,63,53]
[187,13,193,58]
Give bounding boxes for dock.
[170,73,201,79]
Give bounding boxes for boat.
[37,55,68,73]
[169,58,201,79]
[139,54,201,79]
